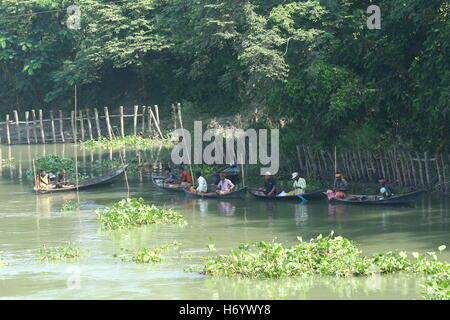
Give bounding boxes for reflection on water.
[0,144,449,299]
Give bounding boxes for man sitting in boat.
[36,169,51,190]
[55,169,68,188]
[258,171,277,196]
[179,166,193,185]
[216,173,235,195]
[164,167,179,184]
[327,173,348,200]
[189,171,208,194]
[378,178,394,199]
[288,172,306,195]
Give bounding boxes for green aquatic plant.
[116,241,181,264]
[0,252,8,267]
[81,135,175,151]
[96,198,187,230]
[26,155,75,179]
[1,158,15,168]
[191,232,449,300]
[35,244,84,262]
[61,200,80,212]
[423,273,449,300]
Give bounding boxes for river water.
[0,144,449,300]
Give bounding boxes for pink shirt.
[217,178,234,191]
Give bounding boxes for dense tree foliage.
[0,0,448,151]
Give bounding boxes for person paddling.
[291,172,306,195]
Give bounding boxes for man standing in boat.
[195,171,207,193]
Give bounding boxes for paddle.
[296,194,308,202]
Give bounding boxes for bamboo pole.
[25,111,30,145]
[31,109,38,143]
[39,109,45,143]
[104,107,113,139]
[94,108,102,138]
[154,105,160,126]
[120,106,125,137]
[85,108,93,140]
[416,152,424,186]
[13,110,21,144]
[149,106,164,139]
[133,105,138,135]
[79,110,85,141]
[141,106,146,133]
[5,114,11,145]
[59,110,65,143]
[50,110,57,143]
[424,152,431,186]
[71,111,77,142]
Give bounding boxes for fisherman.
[378,178,394,198]
[179,166,193,184]
[164,167,179,183]
[195,171,207,193]
[55,169,68,188]
[327,173,348,200]
[291,172,306,195]
[216,173,235,195]
[36,169,50,190]
[258,171,277,196]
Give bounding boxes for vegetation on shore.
[1,1,448,154]
[96,198,187,230]
[35,244,85,262]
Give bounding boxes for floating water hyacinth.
[191,233,449,300]
[36,244,85,262]
[96,198,187,230]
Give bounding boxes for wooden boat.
[152,176,190,192]
[248,189,326,201]
[328,190,424,205]
[184,187,248,199]
[35,165,129,194]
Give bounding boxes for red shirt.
[181,171,192,183]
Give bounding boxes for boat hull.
[35,165,128,194]
[329,191,424,205]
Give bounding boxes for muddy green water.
[0,144,449,300]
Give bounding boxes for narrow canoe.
[152,176,190,192]
[328,190,424,205]
[248,189,326,201]
[35,165,129,194]
[184,187,248,199]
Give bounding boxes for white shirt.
[196,176,207,193]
